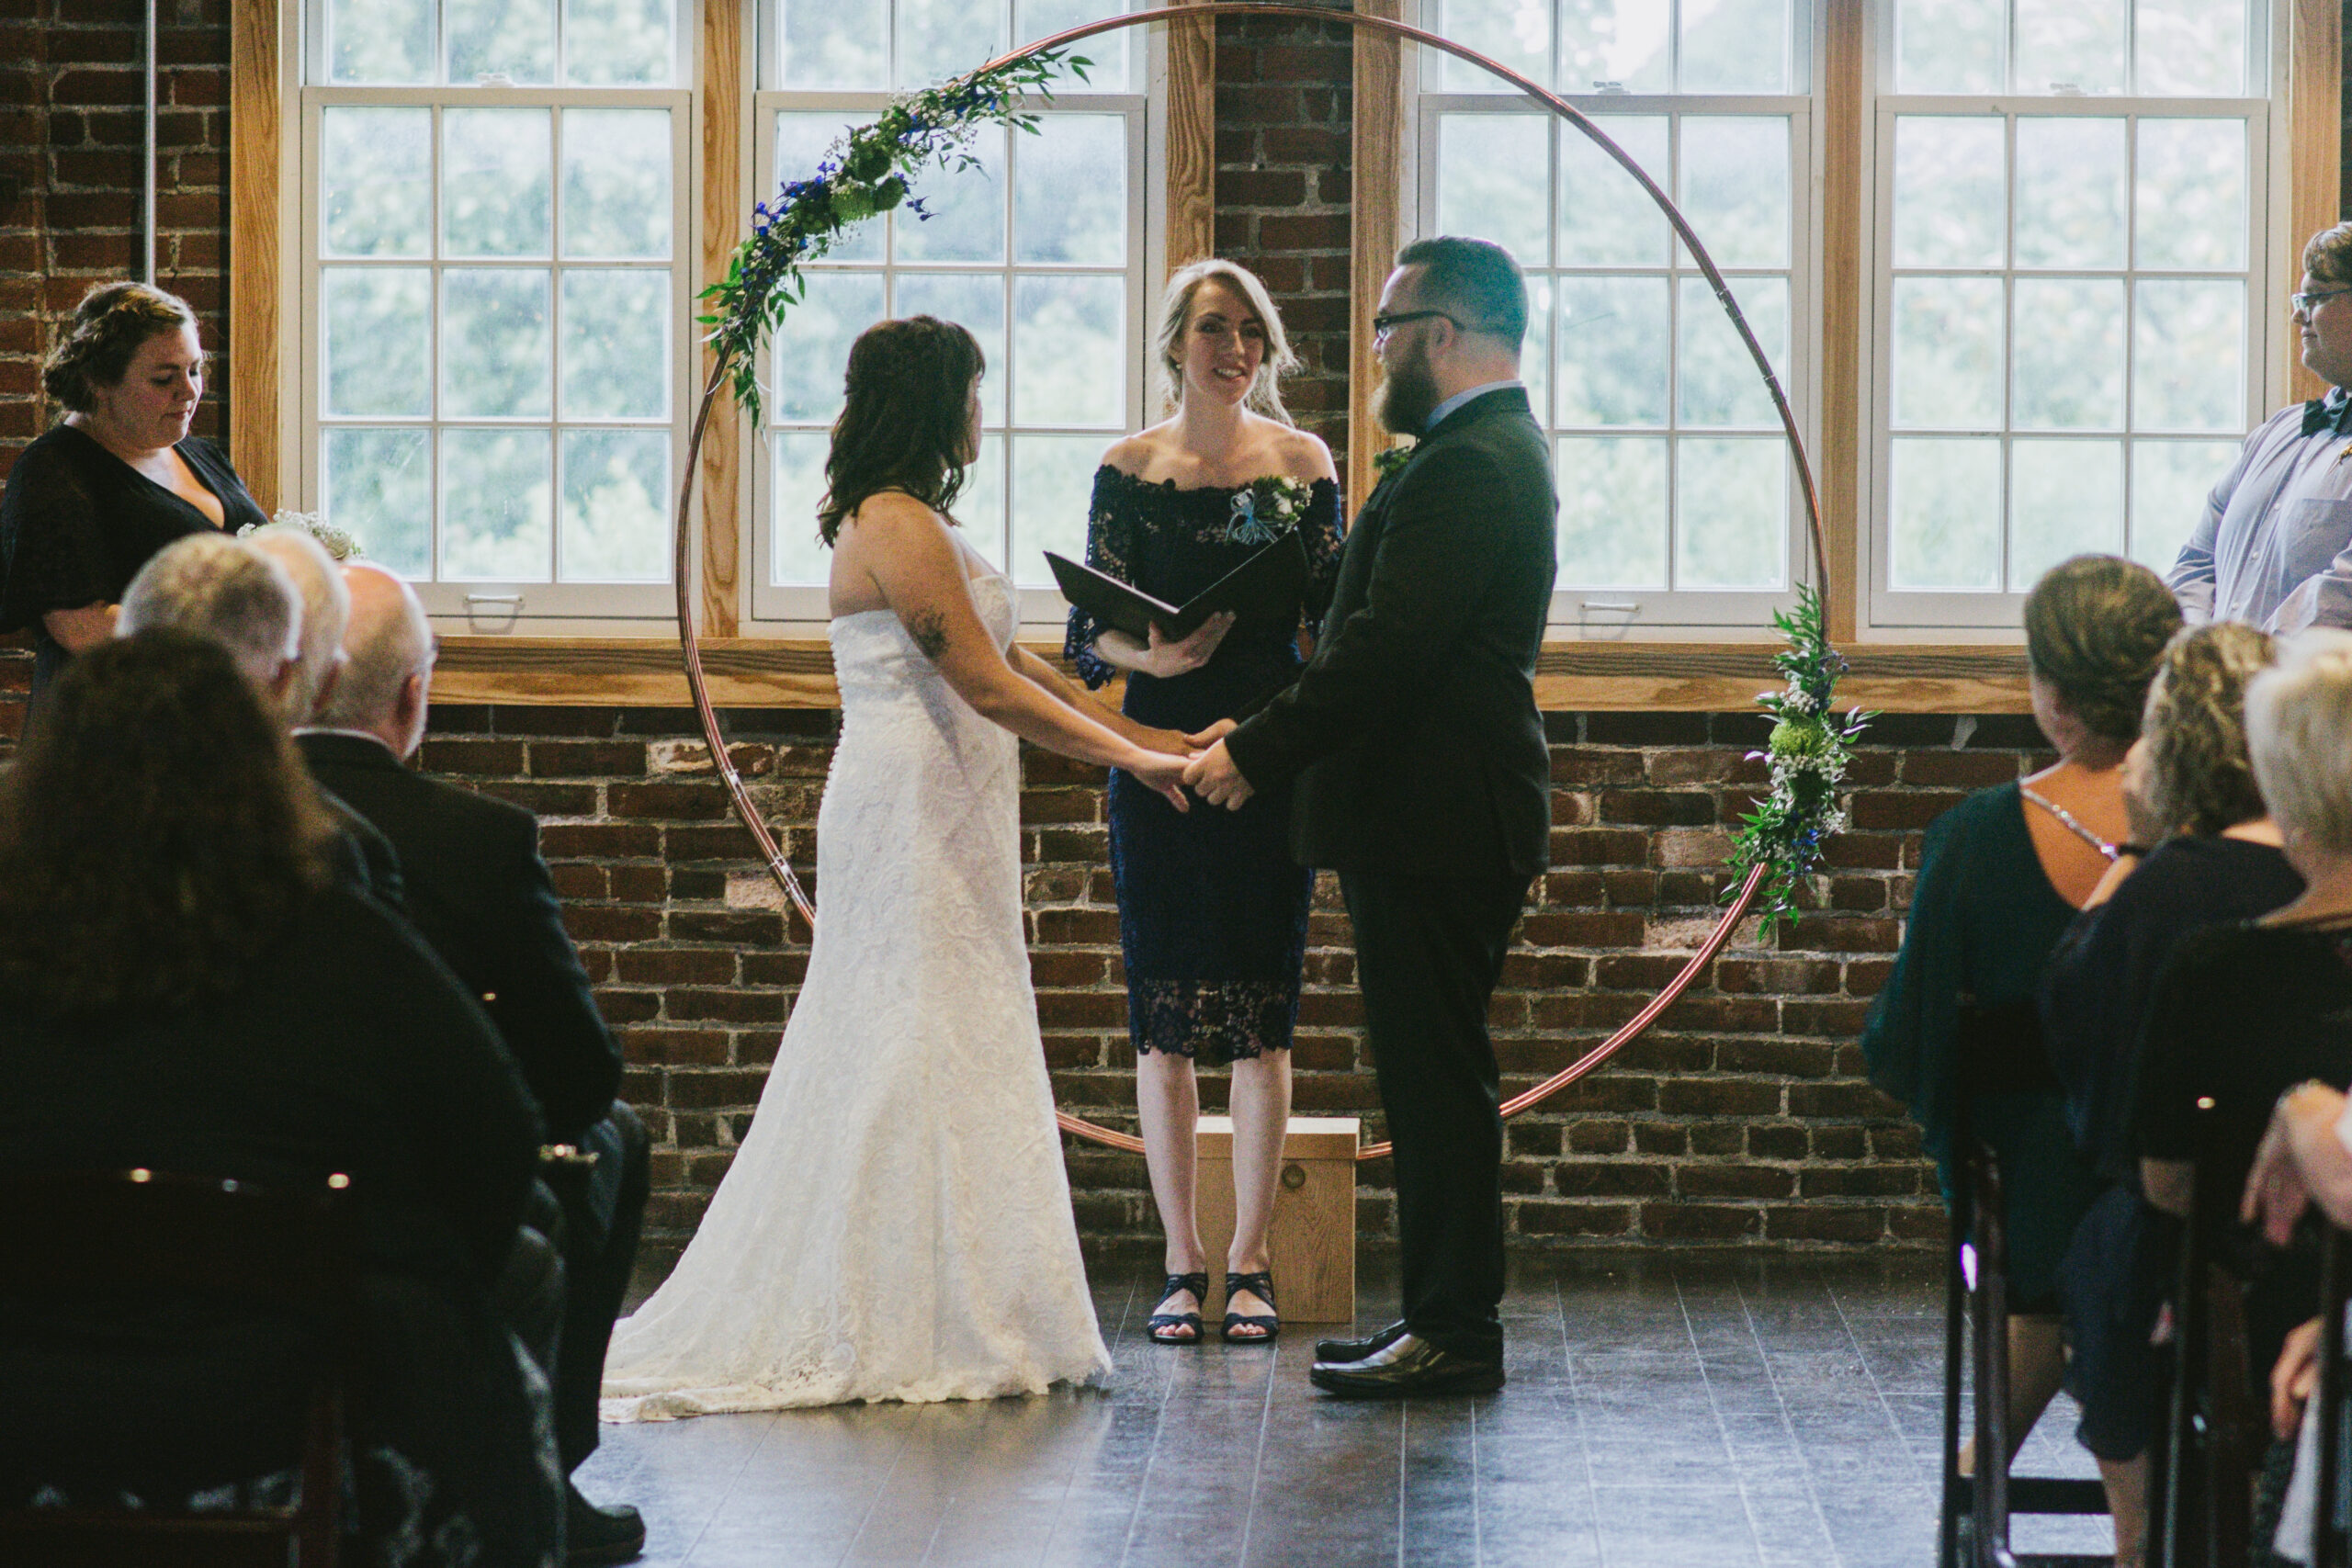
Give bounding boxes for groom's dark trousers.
[1225,385,1555,1359]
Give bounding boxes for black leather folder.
[1046,530,1307,642]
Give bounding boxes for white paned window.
[1871,0,2270,627]
[301,0,691,626]
[1422,0,1815,635]
[752,0,1153,627]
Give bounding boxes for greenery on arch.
[700,50,1087,425]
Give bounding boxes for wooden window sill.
[430,636,2031,713]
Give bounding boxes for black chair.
[0,1168,357,1567]
[1940,998,2113,1568]
[2149,1100,2265,1568]
[2308,1222,2350,1568]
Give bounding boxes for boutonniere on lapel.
[1226,474,1310,547]
[1371,441,1416,486]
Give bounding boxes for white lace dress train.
[599,569,1113,1419]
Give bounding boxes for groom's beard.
[1374,344,1441,436]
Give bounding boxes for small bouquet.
[241,509,366,561]
[1227,475,1310,547]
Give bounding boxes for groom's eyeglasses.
[1372,309,1460,342]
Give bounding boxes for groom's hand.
[1182,739,1255,809]
[1184,717,1238,749]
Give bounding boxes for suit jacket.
[297,730,622,1142]
[321,787,406,908]
[1224,386,1556,880]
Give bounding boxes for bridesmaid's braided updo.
[42,280,200,412]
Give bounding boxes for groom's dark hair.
[1396,236,1528,349]
[820,315,986,546]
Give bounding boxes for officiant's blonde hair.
[1156,259,1298,423]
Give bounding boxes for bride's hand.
[1136,726,1193,756]
[1125,750,1192,812]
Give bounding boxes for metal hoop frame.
[671,2,1826,1160]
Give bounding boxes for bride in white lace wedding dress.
[602,318,1194,1420]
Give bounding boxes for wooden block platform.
[1194,1114,1359,1325]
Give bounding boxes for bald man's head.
[318,564,435,759]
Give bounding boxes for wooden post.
[1194,1114,1358,1324]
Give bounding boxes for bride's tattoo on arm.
[910,609,949,660]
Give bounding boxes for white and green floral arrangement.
[1371,442,1414,484]
[1226,474,1309,546]
[702,50,1086,423]
[1724,584,1871,933]
[240,509,366,561]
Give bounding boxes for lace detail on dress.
[600,559,1112,1418]
[1132,978,1300,1063]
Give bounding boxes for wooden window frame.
[230,0,2338,711]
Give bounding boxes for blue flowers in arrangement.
[1724,584,1872,934]
[703,51,1088,424]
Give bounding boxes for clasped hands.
[1128,716,1251,808]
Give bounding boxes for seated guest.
[2136,633,2352,1498]
[301,563,647,1565]
[117,531,402,902]
[0,631,559,1565]
[2039,621,2294,1567]
[2218,635,2352,1563]
[1864,554,2181,1469]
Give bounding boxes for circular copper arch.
[671,3,1814,1159]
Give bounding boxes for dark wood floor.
[579,1253,2109,1567]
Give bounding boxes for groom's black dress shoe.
[1315,1319,1408,1364]
[567,1483,647,1565]
[1309,1334,1505,1399]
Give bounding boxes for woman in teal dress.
[1863,554,2181,1470]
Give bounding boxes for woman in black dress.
[1066,260,1343,1345]
[2037,621,2295,1568]
[0,281,266,714]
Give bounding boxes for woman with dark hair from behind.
[0,630,560,1565]
[2037,622,2293,1568]
[1863,554,2182,1481]
[603,317,1191,1418]
[0,281,267,714]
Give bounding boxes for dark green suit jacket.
[1224,386,1555,879]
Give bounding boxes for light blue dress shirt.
[2168,387,2352,634]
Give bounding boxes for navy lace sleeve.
[1064,464,1135,691]
[1299,478,1344,637]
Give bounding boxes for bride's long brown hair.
[816,316,984,546]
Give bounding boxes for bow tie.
[2301,395,2352,437]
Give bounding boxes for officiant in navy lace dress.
[1066,261,1343,1348]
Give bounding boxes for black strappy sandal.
[1222,1269,1279,1343]
[1147,1271,1209,1345]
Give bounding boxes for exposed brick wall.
[400,704,2052,1269]
[1215,8,1355,472]
[0,0,232,742]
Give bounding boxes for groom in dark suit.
[1184,236,1555,1396]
